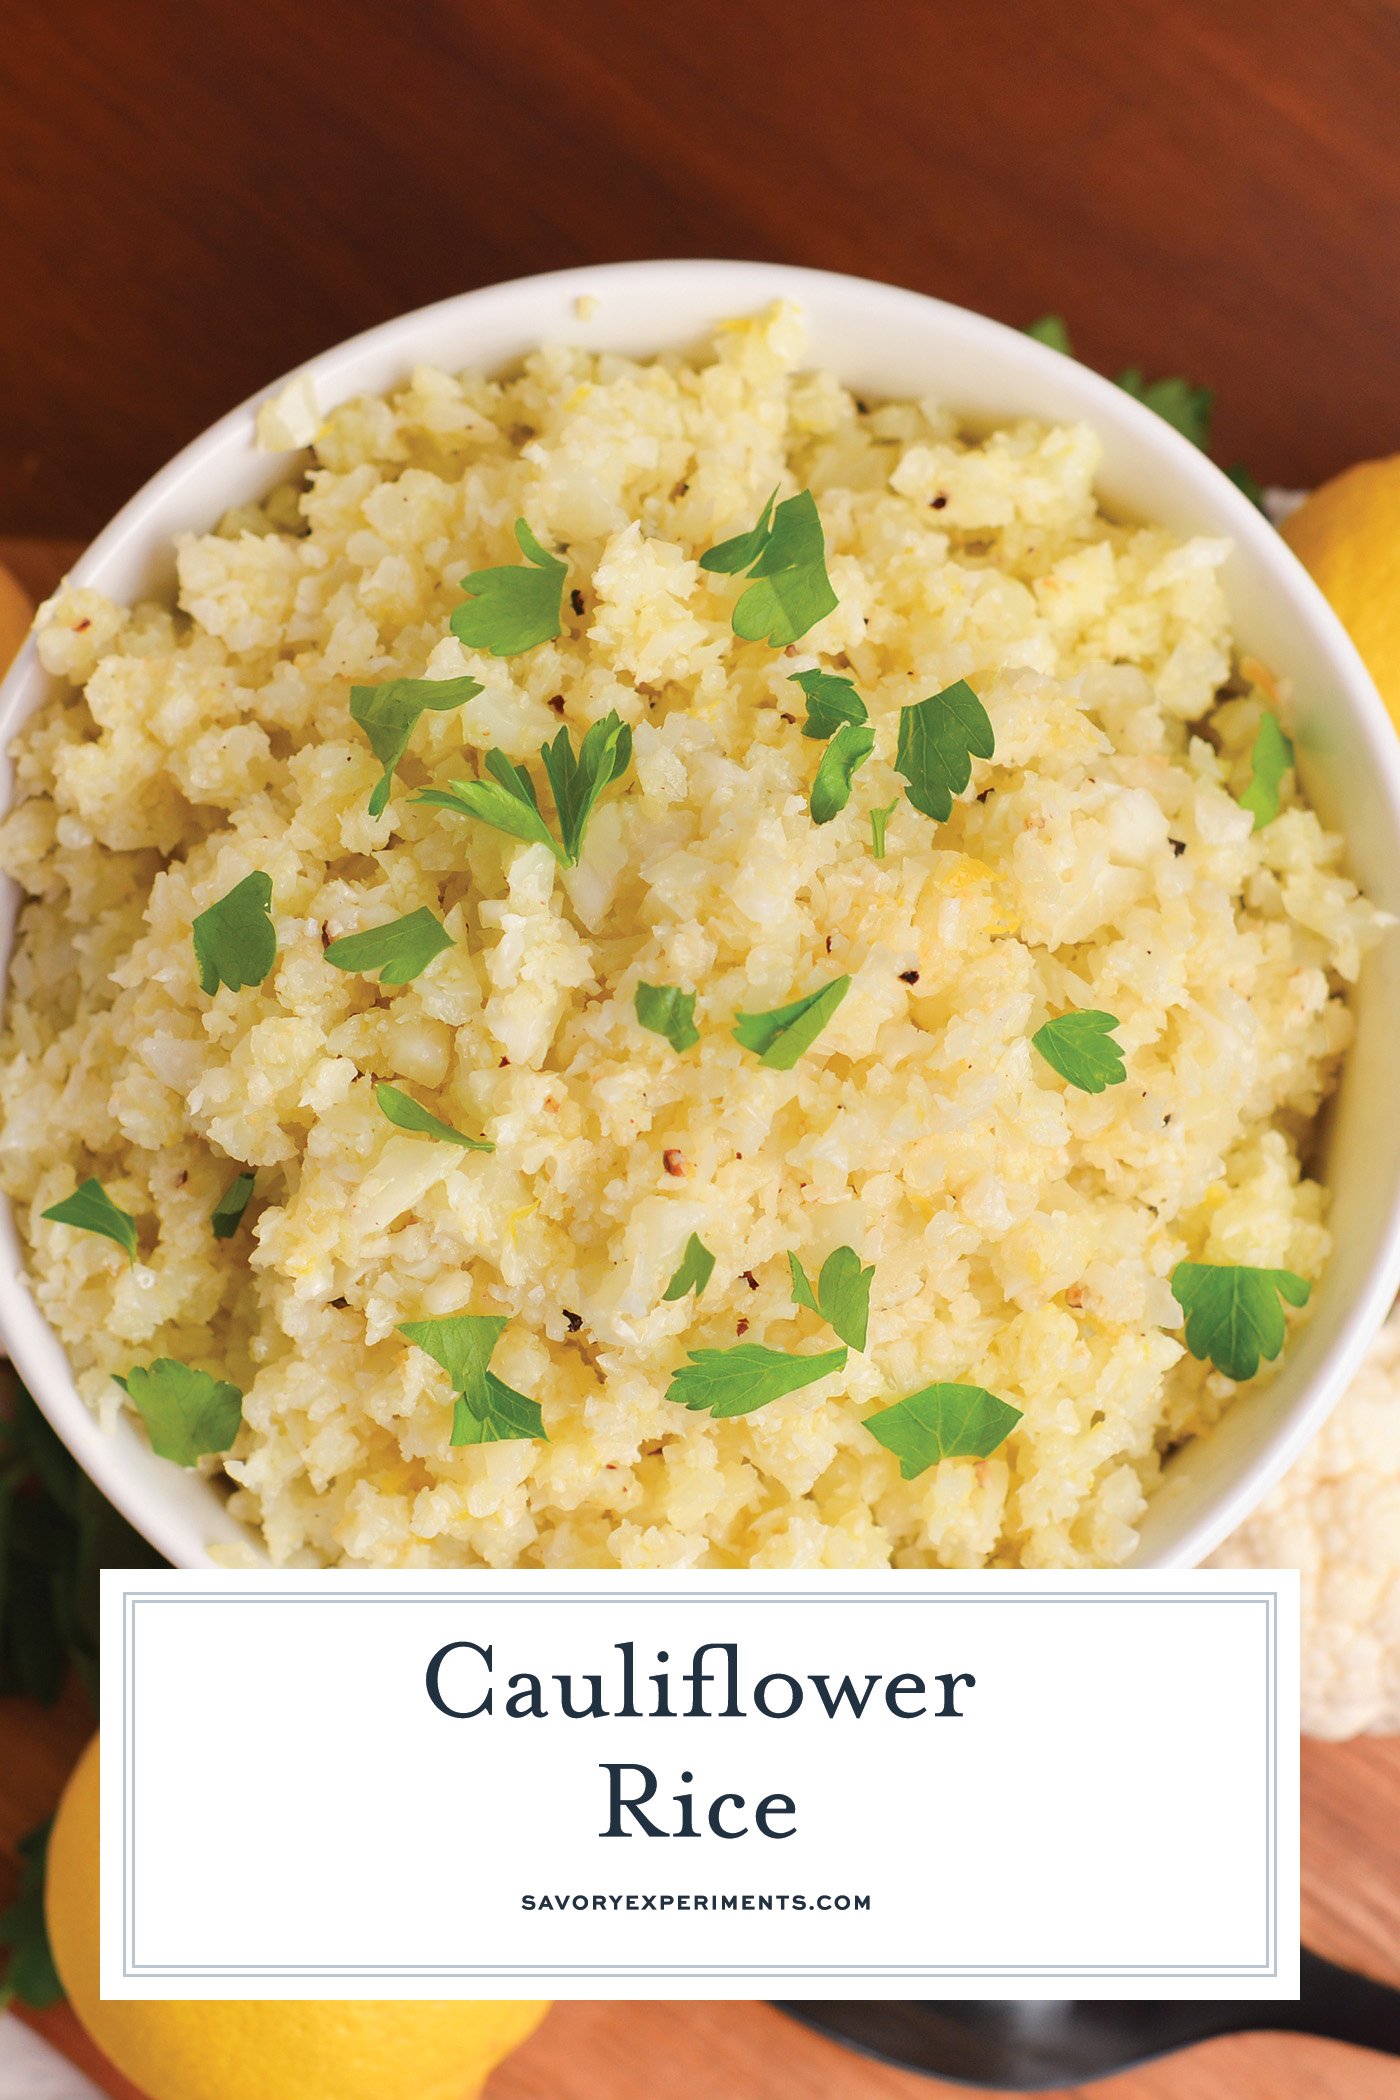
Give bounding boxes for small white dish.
[3,259,1398,1569]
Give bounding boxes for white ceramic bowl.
[3,259,1399,1570]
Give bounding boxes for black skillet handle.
[1273,1949,1400,2055]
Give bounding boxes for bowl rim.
[3,254,1400,1572]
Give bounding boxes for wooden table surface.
[4,0,1400,542]
[3,10,1400,2091]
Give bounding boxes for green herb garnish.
[895,680,995,823]
[416,712,632,868]
[870,800,897,858]
[324,906,454,986]
[192,871,277,996]
[635,982,700,1053]
[41,1178,137,1264]
[700,488,779,573]
[1239,712,1294,830]
[0,1820,62,2010]
[375,1082,493,1151]
[1032,1011,1127,1094]
[789,668,868,739]
[114,1361,244,1468]
[810,722,875,825]
[211,1172,255,1239]
[1116,368,1213,451]
[450,519,568,659]
[1170,1262,1311,1382]
[788,1245,875,1352]
[1226,463,1269,513]
[864,1382,1023,1478]
[1026,315,1073,354]
[732,974,851,1070]
[350,675,483,818]
[663,1233,716,1303]
[398,1313,546,1445]
[0,1377,160,1712]
[666,1342,848,1419]
[701,490,837,647]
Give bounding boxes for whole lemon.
[1281,455,1400,730]
[46,1736,549,2100]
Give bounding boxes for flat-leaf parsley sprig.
[1170,1262,1311,1382]
[41,1178,138,1264]
[663,1233,716,1303]
[895,681,995,823]
[788,1245,875,1352]
[635,983,700,1053]
[1032,1011,1127,1094]
[399,1312,547,1445]
[701,490,838,647]
[416,712,632,869]
[1238,711,1294,831]
[350,675,483,817]
[732,975,851,1070]
[864,1383,1023,1478]
[666,1342,848,1419]
[375,1082,493,1152]
[114,1360,244,1468]
[192,872,277,995]
[324,906,454,986]
[450,519,568,659]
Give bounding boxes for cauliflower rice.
[0,303,1387,1569]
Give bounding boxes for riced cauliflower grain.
[0,305,1386,1569]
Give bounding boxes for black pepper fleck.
[736,1317,750,1336]
[570,588,585,617]
[563,1309,583,1333]
[930,494,948,510]
[742,1270,758,1291]
[1170,838,1187,856]
[899,968,920,984]
[548,694,566,716]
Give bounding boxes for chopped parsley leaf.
[789,668,868,739]
[114,1360,244,1468]
[635,982,700,1053]
[666,1342,848,1419]
[810,720,875,824]
[211,1172,255,1239]
[663,1233,716,1303]
[192,871,277,996]
[1170,1262,1311,1382]
[732,974,851,1070]
[1239,712,1294,830]
[415,712,631,868]
[1032,1011,1127,1094]
[788,1244,874,1351]
[375,1082,492,1151]
[864,1382,1023,1477]
[41,1178,137,1264]
[399,1313,546,1445]
[870,799,897,858]
[702,490,837,647]
[450,519,568,658]
[350,675,482,817]
[324,906,453,986]
[895,681,995,823]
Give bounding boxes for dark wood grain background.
[5,9,1400,2097]
[4,0,1400,540]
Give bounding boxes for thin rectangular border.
[120,1585,1280,1982]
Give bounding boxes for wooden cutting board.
[2,539,1398,2099]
